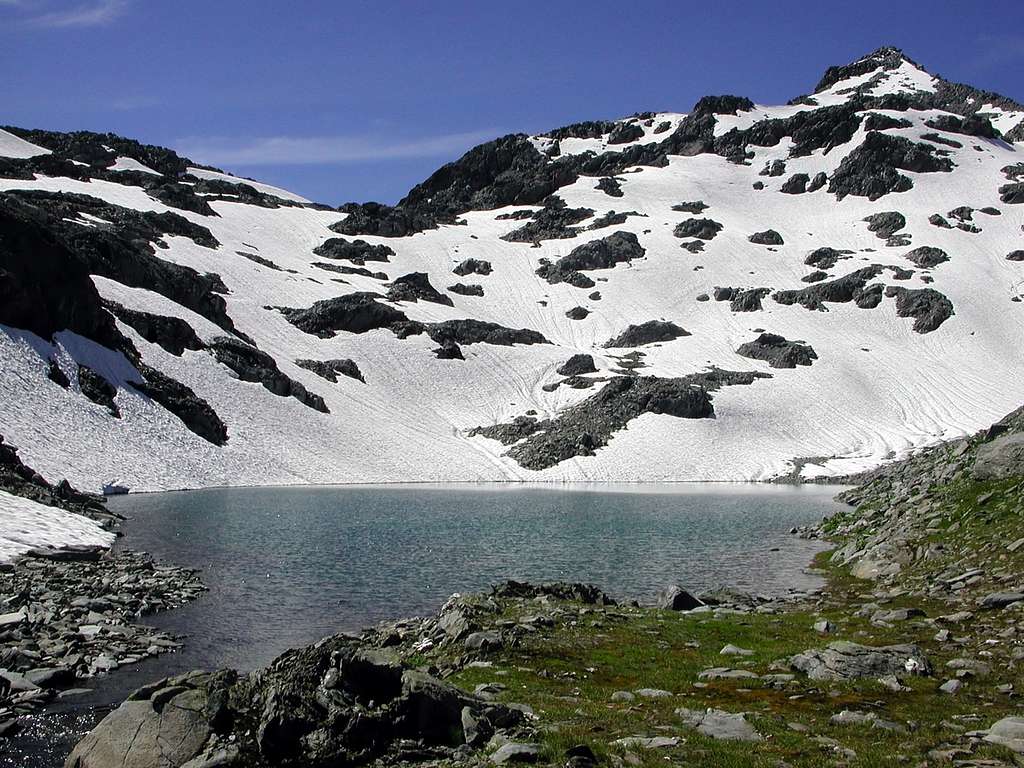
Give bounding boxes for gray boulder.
[789,641,931,680]
[973,433,1024,481]
[676,707,762,742]
[656,585,703,611]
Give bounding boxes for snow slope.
[0,490,114,563]
[1,48,1022,492]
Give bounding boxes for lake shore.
[4,405,1024,767]
[60,407,1024,767]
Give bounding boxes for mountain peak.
[812,46,933,97]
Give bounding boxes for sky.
[1,1,1023,206]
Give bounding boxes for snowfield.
[0,490,114,563]
[0,49,1022,494]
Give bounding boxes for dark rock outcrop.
[749,229,784,246]
[295,358,365,384]
[737,333,818,369]
[863,211,906,239]
[729,288,771,312]
[604,320,689,348]
[105,302,204,356]
[671,201,708,214]
[607,122,644,145]
[1007,250,1024,262]
[130,363,229,445]
[829,133,954,200]
[565,306,590,320]
[313,262,388,280]
[433,340,464,360]
[425,320,548,348]
[999,183,1024,204]
[780,173,810,194]
[773,266,885,310]
[673,218,722,241]
[471,369,768,470]
[452,258,492,276]
[556,354,597,377]
[67,639,527,768]
[209,337,328,412]
[884,286,954,333]
[595,177,623,197]
[903,246,949,268]
[313,237,394,264]
[448,283,484,297]
[280,293,409,338]
[924,114,998,138]
[536,231,645,287]
[500,197,594,242]
[77,365,120,417]
[805,247,850,270]
[693,95,754,115]
[387,273,454,306]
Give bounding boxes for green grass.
[416,473,1024,766]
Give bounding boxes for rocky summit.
[0,46,1022,491]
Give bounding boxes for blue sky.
[2,1,1022,205]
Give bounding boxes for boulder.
[973,433,1024,481]
[748,229,784,246]
[656,585,703,611]
[789,641,931,680]
[984,716,1024,753]
[676,707,762,741]
[556,354,597,377]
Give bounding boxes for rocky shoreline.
[0,547,205,743]
[0,435,208,757]
[2,403,1022,766]
[54,403,1024,767]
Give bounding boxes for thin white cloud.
[20,0,131,28]
[175,129,502,167]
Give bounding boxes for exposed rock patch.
[604,320,689,348]
[673,218,722,241]
[295,358,365,384]
[209,337,328,412]
[313,237,394,264]
[737,333,817,369]
[387,272,454,306]
[749,229,784,246]
[536,232,645,287]
[884,286,954,333]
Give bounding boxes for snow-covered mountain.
[1,47,1023,491]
